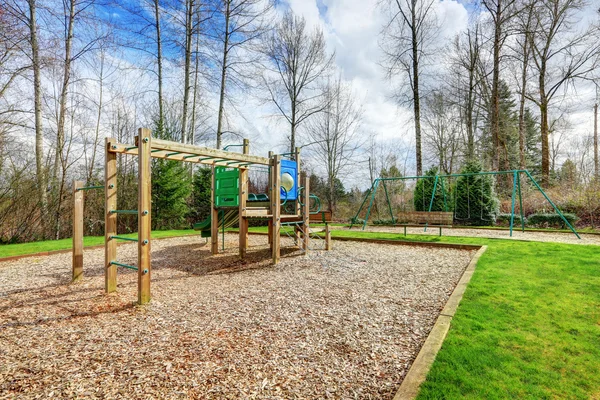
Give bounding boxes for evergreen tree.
[414,167,450,211]
[189,167,212,222]
[453,160,499,225]
[524,108,542,177]
[150,120,192,230]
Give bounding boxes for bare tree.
[448,22,485,161]
[380,0,438,175]
[594,101,598,180]
[263,11,333,156]
[482,0,518,172]
[211,0,272,149]
[528,0,600,185]
[306,76,363,211]
[423,91,461,174]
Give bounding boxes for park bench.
[395,211,453,236]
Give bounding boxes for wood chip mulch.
[0,234,475,399]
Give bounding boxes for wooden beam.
[267,151,273,250]
[303,172,310,253]
[107,140,268,168]
[272,155,281,264]
[239,139,249,259]
[105,138,117,293]
[72,180,84,282]
[294,147,301,246]
[150,138,270,165]
[211,164,219,255]
[325,224,332,251]
[137,130,152,305]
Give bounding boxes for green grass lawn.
[1,227,598,398]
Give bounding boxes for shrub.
[495,213,526,226]
[414,167,451,212]
[453,161,499,226]
[527,213,578,229]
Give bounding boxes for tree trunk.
[88,51,104,183]
[411,2,422,176]
[181,0,194,144]
[490,0,502,172]
[216,0,230,150]
[594,102,598,180]
[28,0,47,231]
[154,0,164,137]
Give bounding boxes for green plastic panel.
[215,167,239,207]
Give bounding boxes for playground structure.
[72,128,332,305]
[351,169,580,239]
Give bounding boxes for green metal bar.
[509,170,517,237]
[166,152,181,156]
[110,235,139,242]
[76,185,104,191]
[350,183,375,229]
[183,154,201,159]
[524,170,580,239]
[517,173,525,232]
[109,261,138,271]
[198,157,216,162]
[125,146,138,151]
[151,149,163,153]
[227,160,244,165]
[376,170,529,182]
[363,180,380,230]
[223,144,243,151]
[381,181,395,224]
[212,159,229,163]
[441,177,448,211]
[109,210,138,215]
[424,175,439,233]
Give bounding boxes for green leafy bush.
[453,161,499,226]
[527,213,578,228]
[495,213,526,226]
[414,167,451,212]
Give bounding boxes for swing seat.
[394,211,453,236]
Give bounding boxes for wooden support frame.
[294,147,302,246]
[325,224,332,251]
[302,173,310,253]
[137,129,152,304]
[267,151,273,250]
[239,139,249,259]
[211,164,219,255]
[271,155,281,264]
[72,180,84,281]
[105,138,118,293]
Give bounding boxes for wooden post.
[105,138,118,293]
[272,155,281,264]
[72,180,84,281]
[325,223,332,251]
[267,151,273,250]
[211,164,219,254]
[294,147,301,245]
[239,139,249,258]
[137,129,152,305]
[303,172,310,253]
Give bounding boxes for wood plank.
[211,164,219,254]
[137,130,152,305]
[151,138,270,165]
[272,155,281,264]
[302,173,310,252]
[105,138,117,293]
[325,224,332,251]
[72,180,84,281]
[239,139,249,259]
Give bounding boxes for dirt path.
[344,226,600,246]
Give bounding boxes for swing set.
[350,169,580,239]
